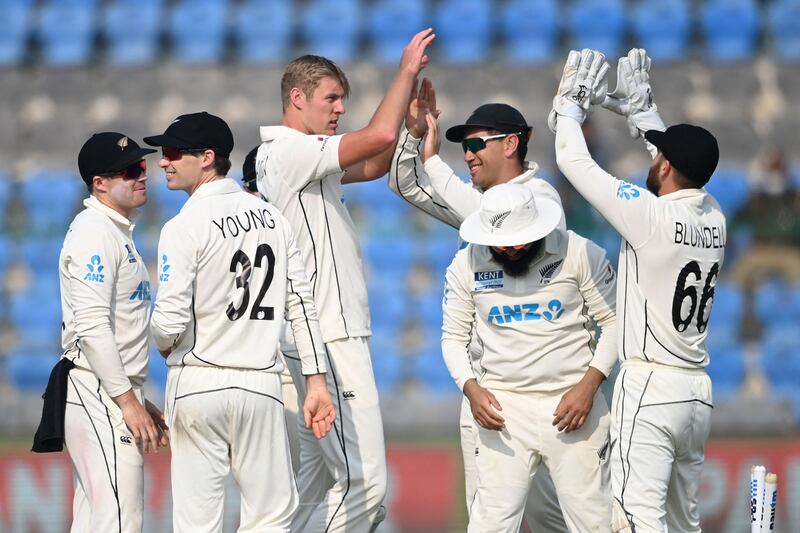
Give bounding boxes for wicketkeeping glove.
[601,48,665,138]
[548,49,610,133]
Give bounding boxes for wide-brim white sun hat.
[459,183,562,247]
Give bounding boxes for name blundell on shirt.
[674,222,726,249]
[211,207,276,239]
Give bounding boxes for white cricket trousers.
[468,388,611,533]
[285,336,388,533]
[64,368,144,533]
[610,360,712,533]
[166,366,296,533]
[459,398,569,533]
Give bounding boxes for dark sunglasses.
[461,132,522,154]
[101,160,146,180]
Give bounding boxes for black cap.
[144,112,234,159]
[78,132,156,185]
[645,124,719,187]
[445,103,532,143]
[242,145,259,192]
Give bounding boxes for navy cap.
[242,145,259,193]
[144,111,234,159]
[445,103,531,143]
[78,132,155,185]
[645,124,719,187]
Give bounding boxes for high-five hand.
[406,77,440,138]
[547,49,610,133]
[399,28,436,77]
[601,48,664,138]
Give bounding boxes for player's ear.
[289,87,306,110]
[202,149,217,170]
[91,175,107,193]
[504,134,519,159]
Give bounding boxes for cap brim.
[143,134,193,149]
[644,129,666,150]
[445,123,498,143]
[459,198,562,247]
[112,147,157,171]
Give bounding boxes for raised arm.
[340,29,435,182]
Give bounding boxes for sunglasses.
[101,160,146,180]
[461,132,521,154]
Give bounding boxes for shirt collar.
[260,125,311,143]
[182,178,242,210]
[508,161,541,185]
[659,187,708,202]
[84,195,136,232]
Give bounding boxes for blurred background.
[0,0,799,531]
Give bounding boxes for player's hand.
[547,49,610,133]
[399,28,436,77]
[145,399,170,449]
[422,112,441,162]
[303,374,336,440]
[464,379,504,431]
[552,368,604,433]
[406,77,440,138]
[602,48,661,138]
[114,389,162,454]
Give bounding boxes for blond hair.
[281,55,351,111]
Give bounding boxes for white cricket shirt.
[388,128,566,231]
[556,116,726,369]
[150,179,326,376]
[60,196,151,398]
[442,229,618,394]
[256,126,370,343]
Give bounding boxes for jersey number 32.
[226,244,275,321]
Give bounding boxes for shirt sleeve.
[575,236,619,377]
[423,155,484,223]
[150,218,198,352]
[66,232,131,398]
[387,128,464,228]
[441,249,477,391]
[266,134,344,192]
[283,221,326,375]
[555,116,658,249]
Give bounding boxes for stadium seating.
[234,0,294,64]
[754,277,800,326]
[368,0,427,65]
[700,0,760,62]
[708,281,745,327]
[706,344,746,398]
[168,0,229,64]
[9,282,62,351]
[5,351,59,391]
[434,0,494,64]
[0,2,30,67]
[760,325,800,418]
[20,170,84,236]
[567,0,626,58]
[704,167,750,217]
[631,0,691,62]
[414,342,454,394]
[768,0,800,62]
[500,0,560,65]
[36,0,96,66]
[102,0,163,66]
[19,238,63,276]
[301,0,362,63]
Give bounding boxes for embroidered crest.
[489,210,511,229]
[116,136,129,150]
[539,259,563,284]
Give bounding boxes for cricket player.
[388,79,569,533]
[145,112,336,533]
[442,183,618,532]
[61,132,168,532]
[550,48,724,532]
[255,29,435,532]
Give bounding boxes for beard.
[646,164,661,195]
[489,239,544,278]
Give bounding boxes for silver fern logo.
[539,259,563,284]
[116,136,129,150]
[489,210,511,230]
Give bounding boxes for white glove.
[548,49,610,133]
[601,48,665,138]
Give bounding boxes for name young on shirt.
[212,208,275,239]
[674,222,725,249]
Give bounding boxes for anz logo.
[84,255,105,283]
[616,182,641,200]
[159,254,171,282]
[487,299,565,325]
[130,281,152,302]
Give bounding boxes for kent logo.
[475,270,504,291]
[159,254,171,282]
[84,255,105,283]
[130,281,151,301]
[487,299,565,324]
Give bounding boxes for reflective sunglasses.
[101,160,146,180]
[461,132,521,154]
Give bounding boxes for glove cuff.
[629,107,665,136]
[553,98,587,125]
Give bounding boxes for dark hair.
[184,149,231,176]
